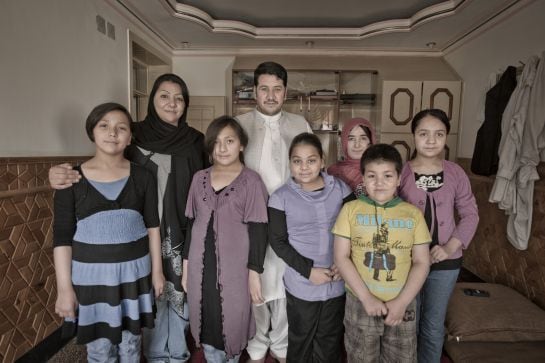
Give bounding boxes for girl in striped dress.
[53,102,165,362]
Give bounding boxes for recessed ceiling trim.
[164,0,467,40]
[171,48,445,57]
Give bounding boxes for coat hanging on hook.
[471,66,518,176]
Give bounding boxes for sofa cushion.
[445,282,545,342]
[444,340,545,362]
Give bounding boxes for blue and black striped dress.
[53,164,159,345]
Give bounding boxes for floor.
[46,333,280,363]
[47,341,453,362]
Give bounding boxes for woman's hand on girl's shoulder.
[152,272,166,298]
[55,287,78,319]
[49,163,81,190]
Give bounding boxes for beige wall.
[0,0,168,156]
[172,56,235,97]
[444,0,545,158]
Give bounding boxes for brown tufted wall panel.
[0,157,87,362]
[459,158,545,310]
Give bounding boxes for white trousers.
[246,298,288,360]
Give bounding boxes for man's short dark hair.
[254,62,288,87]
[360,143,403,175]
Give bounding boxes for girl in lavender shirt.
[398,109,479,363]
[268,133,354,363]
[182,116,269,362]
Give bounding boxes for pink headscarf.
[327,118,376,196]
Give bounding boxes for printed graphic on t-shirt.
[351,213,418,300]
[364,222,396,282]
[414,172,444,192]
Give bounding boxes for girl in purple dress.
[182,116,269,362]
[268,133,354,362]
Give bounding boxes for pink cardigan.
[398,160,479,260]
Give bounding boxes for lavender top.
[268,172,351,301]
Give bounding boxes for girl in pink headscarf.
[327,118,376,197]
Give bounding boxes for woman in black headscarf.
[126,74,206,363]
[49,74,206,362]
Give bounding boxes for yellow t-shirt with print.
[332,196,431,302]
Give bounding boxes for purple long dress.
[185,167,268,357]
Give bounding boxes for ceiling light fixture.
[305,41,314,48]
[426,41,437,49]
[181,41,190,48]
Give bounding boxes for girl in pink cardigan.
[398,109,479,363]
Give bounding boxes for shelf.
[233,98,256,104]
[312,129,340,134]
[340,93,376,105]
[309,95,338,101]
[285,97,338,104]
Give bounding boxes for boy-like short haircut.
[360,143,402,175]
[254,61,288,87]
[85,102,133,142]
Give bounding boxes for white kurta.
[236,109,312,302]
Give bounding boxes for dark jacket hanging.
[471,66,518,176]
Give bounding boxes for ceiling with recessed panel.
[118,0,528,52]
[176,0,446,28]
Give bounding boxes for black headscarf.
[132,73,202,153]
[126,74,206,309]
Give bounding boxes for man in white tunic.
[236,62,312,362]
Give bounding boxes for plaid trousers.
[344,291,417,363]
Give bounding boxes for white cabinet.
[380,80,461,163]
[380,81,422,134]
